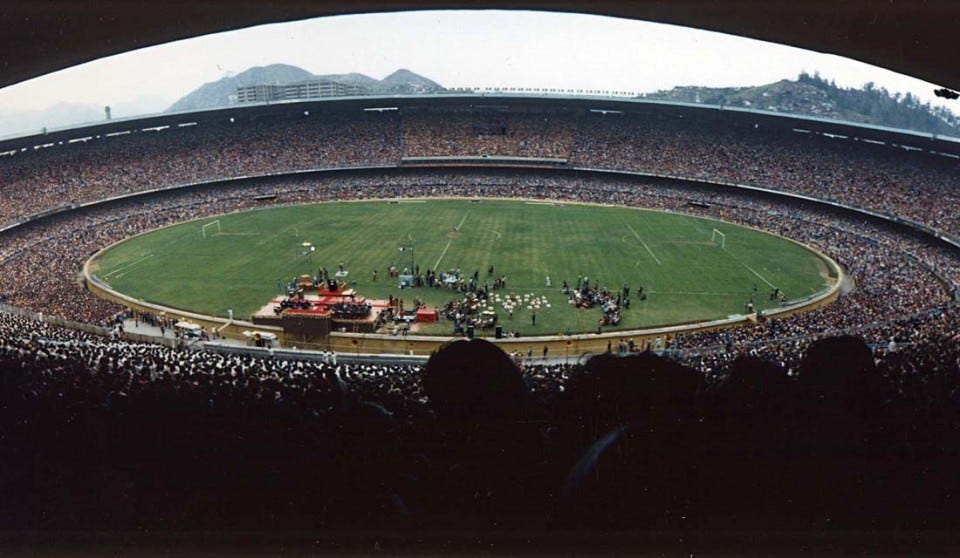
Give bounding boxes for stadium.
[3,5,960,552]
[3,95,955,354]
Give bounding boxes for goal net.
[201,220,221,238]
[711,228,726,249]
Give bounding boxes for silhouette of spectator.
[423,339,528,425]
[421,339,543,527]
[554,352,704,529]
[794,336,893,527]
[799,335,881,406]
[557,352,703,450]
[702,356,798,526]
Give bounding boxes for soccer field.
[90,199,831,335]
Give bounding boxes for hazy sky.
[0,9,954,112]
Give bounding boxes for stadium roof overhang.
[3,94,959,160]
[1,1,959,95]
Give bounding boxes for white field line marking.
[624,223,662,266]
[103,254,154,279]
[408,233,416,241]
[488,229,502,239]
[682,215,708,235]
[454,211,470,232]
[398,200,427,203]
[661,240,714,246]
[682,216,777,290]
[648,290,747,296]
[433,239,454,270]
[435,211,471,269]
[722,246,777,289]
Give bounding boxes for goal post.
[201,220,221,238]
[711,228,726,249]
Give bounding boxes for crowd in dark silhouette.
[2,328,960,536]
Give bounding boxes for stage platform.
[251,287,439,329]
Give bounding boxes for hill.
[167,64,444,112]
[0,96,171,138]
[642,72,960,136]
[167,64,315,113]
[379,68,444,94]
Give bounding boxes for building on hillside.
[237,80,371,103]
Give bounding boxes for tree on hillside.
[798,71,960,135]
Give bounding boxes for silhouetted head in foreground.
[561,351,703,434]
[422,339,528,425]
[798,335,883,408]
[716,355,793,417]
[421,339,538,526]
[555,351,704,529]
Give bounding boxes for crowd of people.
[4,106,958,240]
[329,301,373,320]
[571,113,960,237]
[0,167,957,355]
[401,108,575,159]
[2,312,960,542]
[0,105,959,540]
[568,280,626,326]
[441,290,498,333]
[0,112,401,226]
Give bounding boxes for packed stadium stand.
[2,97,960,546]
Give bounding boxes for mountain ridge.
[642,73,960,136]
[4,69,958,139]
[0,96,171,138]
[166,64,444,112]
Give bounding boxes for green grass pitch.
[91,199,831,335]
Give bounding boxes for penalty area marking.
[624,223,662,266]
[681,215,778,290]
[721,246,777,289]
[682,215,708,235]
[662,240,714,246]
[648,289,750,296]
[102,253,154,279]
